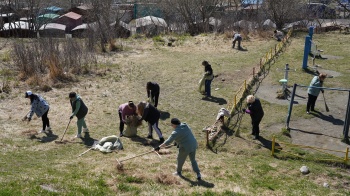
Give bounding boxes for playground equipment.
[286,83,350,144]
[302,26,326,71]
[277,64,296,99]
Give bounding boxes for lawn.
[0,31,349,195]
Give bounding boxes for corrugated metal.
[60,12,82,20]
[39,23,66,31]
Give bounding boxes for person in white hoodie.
[23,91,51,133]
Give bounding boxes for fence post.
[270,48,273,59]
[234,95,237,108]
[271,135,276,156]
[345,147,349,164]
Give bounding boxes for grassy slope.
[0,32,349,195]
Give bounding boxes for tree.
[262,0,304,30]
[160,0,223,35]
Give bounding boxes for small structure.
[55,12,82,33]
[39,23,66,37]
[69,4,93,22]
[0,21,35,37]
[128,15,167,35]
[71,22,97,37]
[41,6,64,15]
[0,13,18,23]
[36,13,60,25]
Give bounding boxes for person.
[273,30,284,41]
[118,101,137,137]
[23,91,51,133]
[69,92,89,138]
[202,60,214,98]
[232,32,243,50]
[146,82,160,108]
[154,118,202,180]
[243,95,264,140]
[306,73,327,114]
[137,101,164,143]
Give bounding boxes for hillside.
[0,32,349,195]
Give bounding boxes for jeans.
[205,79,212,96]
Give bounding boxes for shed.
[128,16,167,35]
[71,22,97,37]
[55,12,82,33]
[69,4,93,22]
[0,21,35,37]
[39,23,66,37]
[42,6,64,15]
[36,13,60,25]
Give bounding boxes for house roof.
[39,23,66,31]
[129,16,167,28]
[44,6,63,12]
[37,13,60,19]
[2,21,31,30]
[60,12,82,20]
[76,4,93,10]
[71,22,97,31]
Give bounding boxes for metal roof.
[60,12,82,20]
[39,23,66,31]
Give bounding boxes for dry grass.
[0,32,350,195]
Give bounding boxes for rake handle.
[119,150,155,163]
[59,119,72,142]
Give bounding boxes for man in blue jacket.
[155,118,202,181]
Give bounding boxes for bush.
[11,38,97,84]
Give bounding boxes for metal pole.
[302,36,311,69]
[342,91,350,142]
[286,83,297,129]
[284,64,289,81]
[309,26,314,40]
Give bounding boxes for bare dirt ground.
[257,65,350,157]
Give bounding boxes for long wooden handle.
[119,150,155,163]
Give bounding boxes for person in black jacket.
[243,95,264,140]
[137,101,164,143]
[202,61,214,97]
[69,92,89,138]
[146,81,160,108]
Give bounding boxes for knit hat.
[171,118,181,125]
[25,91,32,98]
[69,92,76,98]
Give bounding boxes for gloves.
[321,90,324,93]
[154,146,160,151]
[242,109,246,113]
[70,115,73,120]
